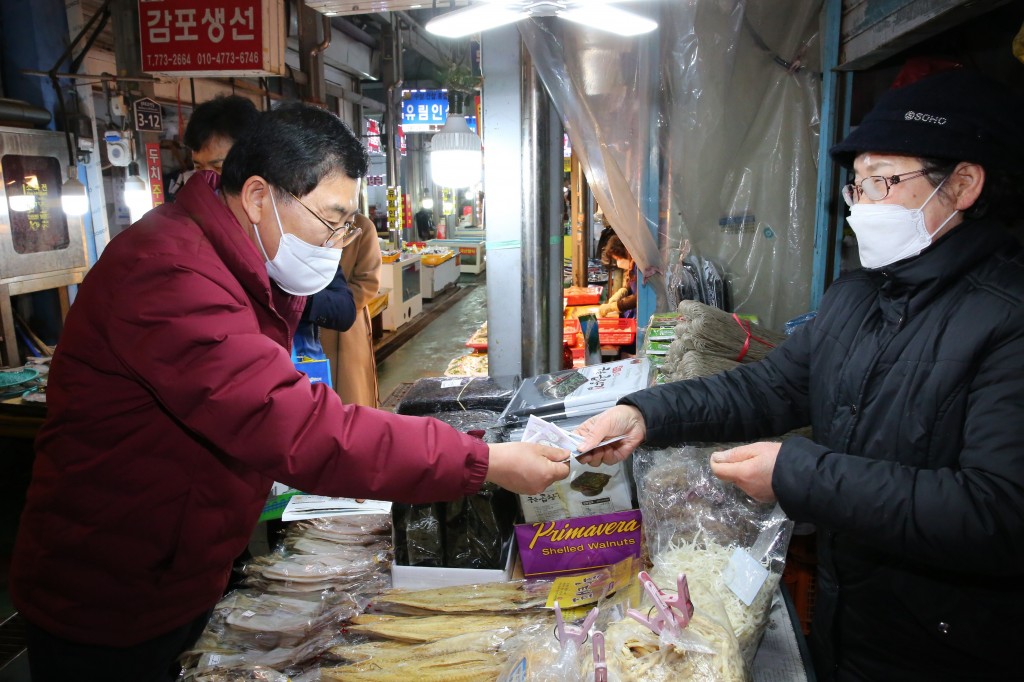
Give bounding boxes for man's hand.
[710,441,781,503]
[484,442,570,495]
[574,405,647,466]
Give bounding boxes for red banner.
[366,119,381,155]
[145,142,165,208]
[138,0,282,76]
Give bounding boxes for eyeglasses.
[841,168,930,207]
[287,191,354,247]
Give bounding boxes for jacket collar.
[869,218,1018,315]
[173,174,275,306]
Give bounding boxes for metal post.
[298,0,329,106]
[520,46,549,378]
[482,26,525,377]
[571,153,590,288]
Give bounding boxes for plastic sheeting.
[521,0,823,330]
[518,13,664,301]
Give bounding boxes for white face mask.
[846,179,959,269]
[252,189,341,296]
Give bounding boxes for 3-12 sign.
[134,97,164,132]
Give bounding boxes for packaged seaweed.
[444,483,519,569]
[500,358,651,425]
[395,375,519,415]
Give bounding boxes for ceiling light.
[61,170,89,216]
[430,114,482,188]
[8,194,37,212]
[558,4,657,36]
[426,4,528,38]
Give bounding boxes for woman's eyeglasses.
[841,168,930,207]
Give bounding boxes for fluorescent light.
[426,4,527,38]
[61,175,89,216]
[558,4,657,36]
[430,114,482,188]
[8,194,36,212]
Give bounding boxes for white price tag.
[723,548,769,606]
[440,378,463,388]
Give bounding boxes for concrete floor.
[376,274,488,405]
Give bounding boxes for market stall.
[175,349,813,680]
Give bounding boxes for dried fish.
[329,628,514,663]
[345,614,528,643]
[373,580,548,615]
[321,649,503,681]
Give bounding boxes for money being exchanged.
[520,415,627,463]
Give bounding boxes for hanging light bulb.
[430,91,482,189]
[61,168,89,216]
[124,164,151,223]
[422,196,434,210]
[8,194,37,212]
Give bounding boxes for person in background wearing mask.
[575,68,1024,680]
[166,94,260,201]
[598,234,637,319]
[10,102,570,681]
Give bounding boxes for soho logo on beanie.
[903,111,947,125]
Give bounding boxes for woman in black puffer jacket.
[575,69,1024,681]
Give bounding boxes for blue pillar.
[0,0,71,131]
[810,0,851,309]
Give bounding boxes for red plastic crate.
[564,285,604,306]
[563,319,581,347]
[598,318,637,345]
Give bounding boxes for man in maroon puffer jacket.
[11,102,569,680]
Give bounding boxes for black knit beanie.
[829,69,1024,170]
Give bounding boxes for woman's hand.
[574,405,647,466]
[710,442,781,503]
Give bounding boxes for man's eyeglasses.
[287,191,356,247]
[841,169,930,207]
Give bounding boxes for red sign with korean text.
[366,119,381,155]
[146,142,165,208]
[138,0,283,76]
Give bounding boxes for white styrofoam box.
[390,537,517,589]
